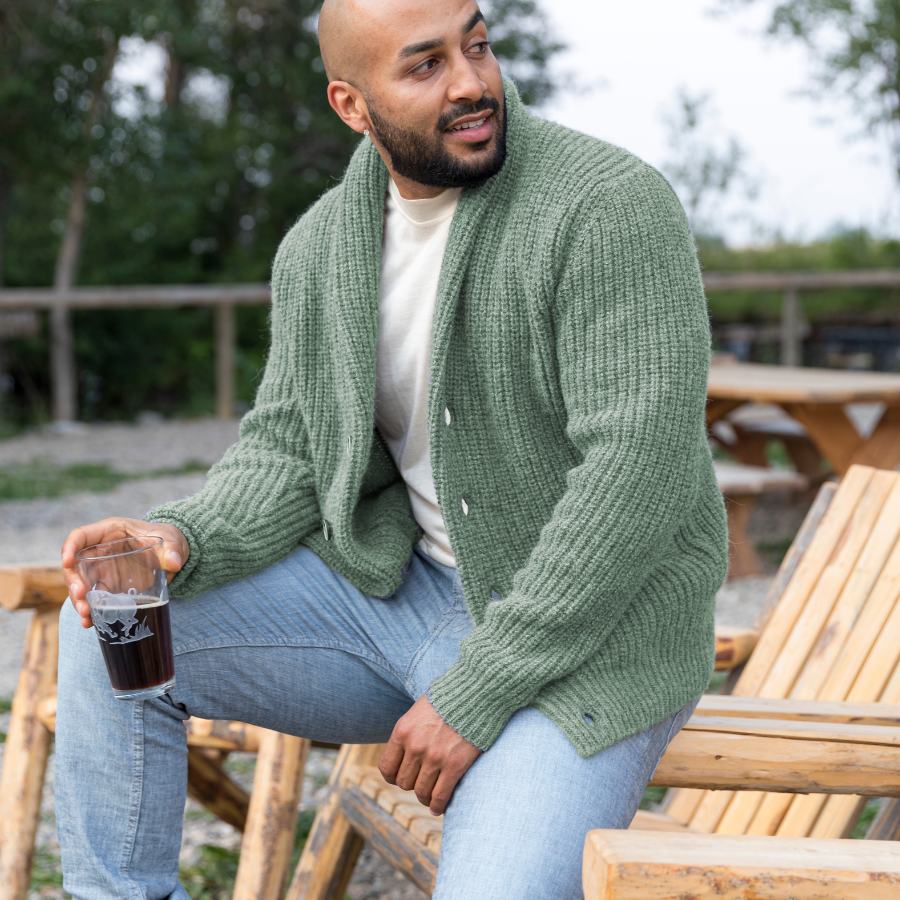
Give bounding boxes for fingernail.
[168,551,183,568]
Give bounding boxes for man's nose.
[445,55,487,106]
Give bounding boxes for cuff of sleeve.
[143,506,202,599]
[426,655,527,752]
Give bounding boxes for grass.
[0,459,209,501]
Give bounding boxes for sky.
[536,0,899,246]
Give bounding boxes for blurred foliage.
[0,0,564,425]
[697,228,900,323]
[719,0,900,182]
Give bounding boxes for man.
[58,0,728,896]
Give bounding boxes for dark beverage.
[88,593,175,696]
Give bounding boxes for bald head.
[318,0,373,87]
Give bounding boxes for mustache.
[436,96,501,133]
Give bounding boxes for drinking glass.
[74,536,175,700]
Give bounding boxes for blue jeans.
[56,544,698,900]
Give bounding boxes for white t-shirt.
[374,178,462,569]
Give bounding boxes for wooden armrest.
[714,625,759,670]
[695,695,900,727]
[0,566,68,610]
[650,716,900,796]
[583,830,900,899]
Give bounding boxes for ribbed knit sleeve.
[427,168,714,750]
[144,237,322,601]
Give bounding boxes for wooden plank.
[707,362,900,405]
[735,465,873,698]
[628,810,692,833]
[185,747,250,833]
[651,719,900,796]
[754,481,837,633]
[713,627,759,671]
[714,462,807,495]
[694,695,900,727]
[737,470,900,836]
[0,567,68,611]
[339,783,438,896]
[185,717,265,752]
[688,466,875,833]
[0,284,272,309]
[233,731,310,900]
[287,743,385,900]
[582,830,900,900]
[706,398,744,426]
[781,403,864,476]
[215,302,235,421]
[0,608,60,900]
[790,476,900,700]
[662,482,837,829]
[703,269,900,291]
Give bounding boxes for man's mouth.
[444,111,494,143]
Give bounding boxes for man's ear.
[327,81,370,134]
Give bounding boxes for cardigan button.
[461,498,468,516]
[323,520,330,541]
[347,435,352,453]
[444,407,451,425]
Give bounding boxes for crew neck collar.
[387,177,462,227]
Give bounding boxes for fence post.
[50,302,77,422]
[215,302,236,420]
[780,288,802,367]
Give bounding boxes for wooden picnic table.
[707,362,900,476]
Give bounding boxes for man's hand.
[378,695,482,817]
[61,518,189,629]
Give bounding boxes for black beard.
[365,94,508,190]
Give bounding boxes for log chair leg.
[233,731,311,900]
[723,493,763,578]
[186,747,250,833]
[287,743,385,900]
[0,606,60,900]
[865,798,900,841]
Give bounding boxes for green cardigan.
[147,81,728,758]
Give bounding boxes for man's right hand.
[61,518,189,629]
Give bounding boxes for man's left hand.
[378,694,482,816]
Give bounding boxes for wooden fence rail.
[1,270,899,422]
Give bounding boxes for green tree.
[720,0,900,181]
[0,0,566,424]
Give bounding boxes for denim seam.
[403,606,461,695]
[650,696,701,779]
[173,638,406,686]
[120,700,145,900]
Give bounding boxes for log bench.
[0,565,332,900]
[713,460,808,577]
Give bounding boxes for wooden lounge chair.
[0,567,326,900]
[288,465,900,897]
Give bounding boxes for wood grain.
[583,830,900,900]
[0,608,60,900]
[0,567,68,611]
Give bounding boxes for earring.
[364,129,369,136]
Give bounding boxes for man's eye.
[468,41,490,54]
[412,58,439,74]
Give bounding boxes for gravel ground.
[0,418,796,899]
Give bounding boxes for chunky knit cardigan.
[147,81,729,758]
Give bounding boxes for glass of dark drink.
[75,536,175,701]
